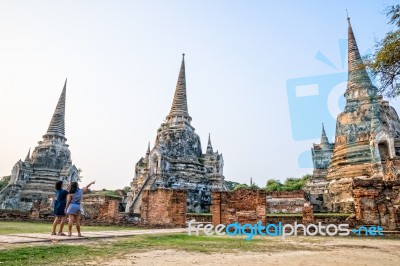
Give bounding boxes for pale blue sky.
[0,1,399,189]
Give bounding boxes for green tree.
[233,183,249,190]
[233,183,260,190]
[265,179,283,192]
[282,175,309,191]
[366,5,400,98]
[265,175,310,192]
[249,183,260,190]
[387,4,400,27]
[0,176,11,191]
[225,181,241,191]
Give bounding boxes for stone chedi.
[0,80,80,210]
[304,124,333,211]
[126,55,227,213]
[318,18,400,213]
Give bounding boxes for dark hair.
[55,181,63,191]
[69,182,79,194]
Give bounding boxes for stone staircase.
[130,174,158,213]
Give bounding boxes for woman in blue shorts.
[65,180,95,237]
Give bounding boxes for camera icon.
[287,40,373,168]
[287,72,347,141]
[287,72,347,168]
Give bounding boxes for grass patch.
[0,244,97,265]
[266,213,302,217]
[314,213,351,217]
[0,221,142,235]
[266,213,351,217]
[0,233,327,265]
[87,189,122,199]
[186,213,212,216]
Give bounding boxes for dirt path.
[105,236,400,266]
[0,228,186,244]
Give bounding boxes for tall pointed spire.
[320,123,330,148]
[146,142,150,157]
[46,79,66,138]
[167,54,191,122]
[346,17,377,98]
[206,133,214,154]
[25,148,31,162]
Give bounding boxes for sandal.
[51,232,57,235]
[58,232,66,236]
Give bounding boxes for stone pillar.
[302,202,315,224]
[211,192,221,226]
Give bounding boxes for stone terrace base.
[324,177,355,213]
[266,190,306,214]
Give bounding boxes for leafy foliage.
[265,175,309,192]
[365,5,400,98]
[233,183,250,190]
[0,176,11,191]
[387,4,400,27]
[249,183,260,189]
[265,179,283,192]
[227,175,310,192]
[89,189,122,199]
[225,180,241,191]
[232,183,260,190]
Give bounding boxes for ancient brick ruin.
[0,80,80,211]
[0,19,399,232]
[141,188,187,226]
[266,191,306,214]
[126,55,227,214]
[302,203,315,224]
[304,18,400,229]
[212,190,266,226]
[81,194,121,224]
[352,178,400,230]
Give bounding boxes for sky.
[0,0,399,190]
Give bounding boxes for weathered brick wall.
[0,209,31,221]
[353,178,400,230]
[0,195,140,225]
[141,188,186,226]
[81,194,122,224]
[212,189,266,226]
[302,203,315,224]
[266,190,306,213]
